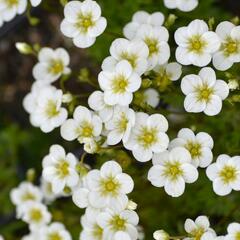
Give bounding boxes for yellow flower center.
[7,0,18,7]
[110,215,126,231]
[191,228,205,240]
[196,84,213,102]
[120,52,137,69]
[45,100,59,118]
[223,38,239,56]
[112,75,129,94]
[154,71,171,92]
[75,13,95,33]
[188,35,206,54]
[235,232,240,240]
[144,37,159,56]
[48,60,64,75]
[164,162,183,180]
[219,165,237,184]
[185,141,202,159]
[100,176,120,196]
[78,121,94,138]
[138,127,158,148]
[29,208,43,222]
[118,113,128,133]
[21,192,36,202]
[93,224,103,239]
[56,160,70,178]
[48,232,62,240]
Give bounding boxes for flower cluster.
[154,216,240,240]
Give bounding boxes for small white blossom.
[153,230,169,240]
[184,216,215,240]
[105,105,135,145]
[148,147,198,197]
[102,38,149,75]
[175,19,220,67]
[99,60,141,106]
[124,112,169,162]
[213,21,240,71]
[143,88,160,108]
[42,144,79,194]
[206,154,240,196]
[61,105,102,143]
[19,201,51,231]
[225,222,240,240]
[33,47,70,84]
[123,11,165,40]
[10,182,43,207]
[163,0,198,12]
[170,128,214,168]
[181,67,229,116]
[88,90,114,122]
[60,0,107,48]
[97,207,139,240]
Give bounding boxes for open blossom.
[184,216,215,240]
[60,0,107,48]
[33,47,70,84]
[206,154,240,196]
[213,21,240,71]
[143,88,160,108]
[181,67,229,116]
[135,24,170,70]
[123,11,165,40]
[19,201,51,231]
[148,147,199,197]
[26,86,68,132]
[42,145,79,194]
[124,112,169,162]
[97,207,139,240]
[61,106,102,143]
[88,90,114,122]
[73,161,134,210]
[102,38,149,75]
[41,222,72,240]
[170,128,214,168]
[225,222,240,240]
[99,60,141,106]
[10,182,43,207]
[105,105,135,145]
[175,19,220,67]
[163,0,198,12]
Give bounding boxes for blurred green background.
[1,0,240,239]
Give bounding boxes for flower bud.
[153,230,169,240]
[15,42,33,55]
[127,200,138,210]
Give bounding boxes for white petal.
[212,52,233,71]
[148,165,166,187]
[184,94,206,113]
[88,17,107,37]
[199,67,216,87]
[101,161,122,177]
[164,178,185,197]
[60,119,78,141]
[204,95,222,116]
[147,114,168,132]
[132,147,152,162]
[176,47,191,65]
[188,20,208,35]
[202,32,221,53]
[72,188,89,208]
[117,173,134,194]
[166,62,182,81]
[213,80,229,100]
[73,34,96,48]
[182,164,199,183]
[216,21,235,40]
[213,178,232,196]
[181,74,202,95]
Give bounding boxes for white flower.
[181,67,229,116]
[19,201,51,231]
[135,24,170,70]
[42,144,79,194]
[169,128,214,168]
[60,0,107,48]
[184,216,215,240]
[33,47,70,84]
[206,154,240,196]
[102,38,149,75]
[10,182,43,207]
[80,207,104,240]
[143,88,160,108]
[41,222,72,240]
[213,21,240,71]
[28,86,68,132]
[175,19,220,67]
[163,0,198,12]
[124,112,169,162]
[153,230,169,240]
[99,60,141,106]
[123,11,165,40]
[97,207,139,240]
[61,105,102,143]
[83,138,99,154]
[105,105,135,145]
[148,147,198,197]
[0,0,27,22]
[30,0,41,7]
[88,90,114,122]
[225,222,240,240]
[74,161,134,209]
